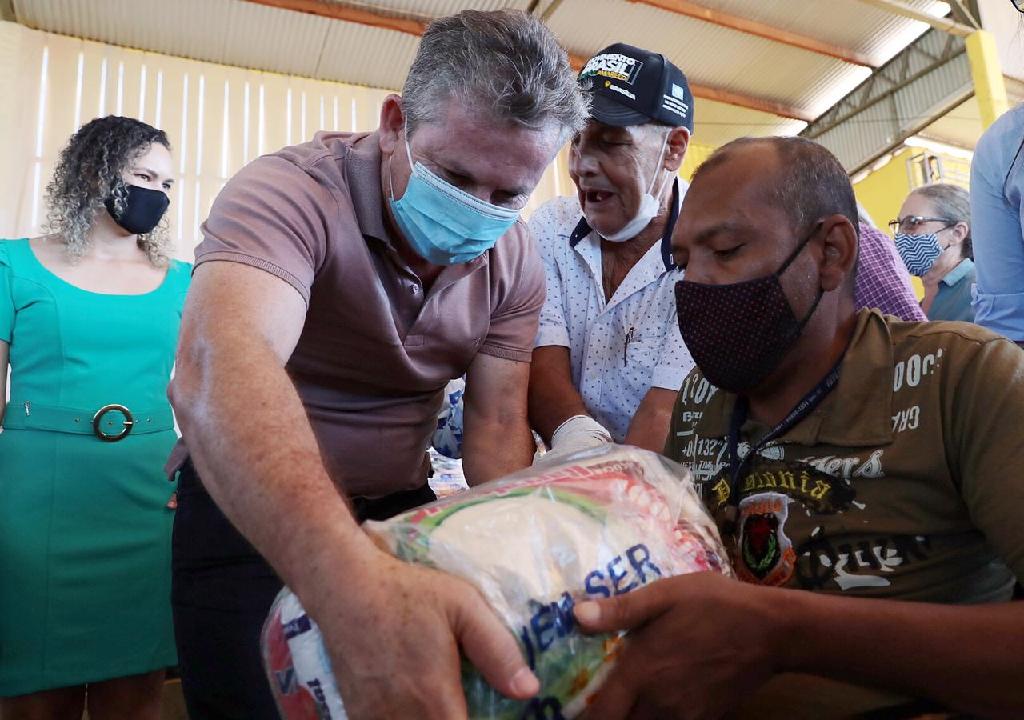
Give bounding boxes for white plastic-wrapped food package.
[262,445,731,719]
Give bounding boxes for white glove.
[537,415,613,465]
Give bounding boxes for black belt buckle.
[92,404,134,442]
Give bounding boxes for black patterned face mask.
[674,223,823,394]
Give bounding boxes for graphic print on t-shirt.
[669,310,1024,601]
[737,492,796,585]
[709,458,859,586]
[707,457,859,517]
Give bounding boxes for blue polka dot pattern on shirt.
[529,195,695,442]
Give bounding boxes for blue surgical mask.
[388,136,519,265]
[894,232,943,276]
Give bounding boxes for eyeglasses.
[888,215,952,234]
[1013,0,1024,13]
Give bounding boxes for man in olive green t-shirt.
[571,137,1024,720]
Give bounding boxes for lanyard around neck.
[723,354,846,525]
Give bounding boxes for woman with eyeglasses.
[892,183,975,322]
[0,116,189,719]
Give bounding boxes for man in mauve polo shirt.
[166,10,587,720]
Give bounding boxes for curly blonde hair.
[44,115,173,266]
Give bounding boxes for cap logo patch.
[662,94,689,119]
[608,83,637,101]
[581,53,644,85]
[671,83,686,100]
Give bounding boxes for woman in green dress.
[0,116,190,719]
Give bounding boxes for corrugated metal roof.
[10,0,967,147]
[675,0,948,65]
[224,1,332,78]
[549,0,843,116]
[803,28,973,171]
[920,80,1024,149]
[317,21,420,89]
[338,0,530,17]
[14,0,236,63]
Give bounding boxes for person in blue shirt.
[971,101,1024,342]
[893,183,975,323]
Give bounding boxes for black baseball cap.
[578,43,694,132]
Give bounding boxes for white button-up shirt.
[530,187,694,443]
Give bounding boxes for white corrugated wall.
[0,21,573,261]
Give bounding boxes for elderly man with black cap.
[528,43,694,457]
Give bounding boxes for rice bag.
[262,444,730,719]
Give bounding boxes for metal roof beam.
[539,0,568,21]
[686,84,813,122]
[627,0,875,67]
[566,52,812,122]
[240,0,427,36]
[239,1,808,123]
[948,0,981,28]
[852,0,974,36]
[800,28,971,173]
[235,7,819,124]
[240,4,811,121]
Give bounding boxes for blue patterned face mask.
[388,135,519,266]
[894,232,943,276]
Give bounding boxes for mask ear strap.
[647,129,673,198]
[387,152,396,200]
[787,229,827,341]
[777,221,825,276]
[793,286,825,336]
[388,122,415,200]
[403,122,415,169]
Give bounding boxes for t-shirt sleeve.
[652,275,694,390]
[953,336,1024,581]
[0,243,13,343]
[663,381,687,459]
[663,368,704,460]
[478,224,546,363]
[196,155,332,304]
[528,205,570,349]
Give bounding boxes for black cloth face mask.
[674,223,824,394]
[105,184,170,235]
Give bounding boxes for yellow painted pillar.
[679,141,715,181]
[966,30,1009,130]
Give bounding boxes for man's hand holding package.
[575,573,781,720]
[306,537,539,720]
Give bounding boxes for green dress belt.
[4,398,174,441]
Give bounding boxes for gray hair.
[402,10,588,140]
[910,183,972,259]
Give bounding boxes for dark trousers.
[171,461,436,720]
